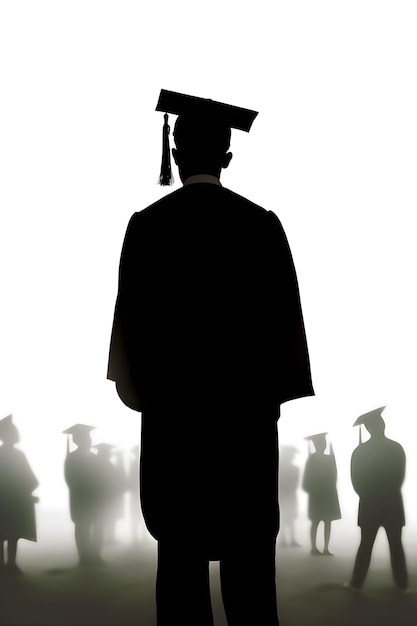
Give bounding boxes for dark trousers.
[350,524,408,589]
[156,539,280,626]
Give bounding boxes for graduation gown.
[0,446,38,541]
[279,463,300,522]
[64,450,104,523]
[107,183,314,552]
[351,437,406,528]
[302,452,341,522]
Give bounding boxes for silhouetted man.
[107,89,314,626]
[63,424,104,566]
[347,407,408,591]
[94,443,127,545]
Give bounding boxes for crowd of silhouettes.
[0,414,149,578]
[278,406,409,592]
[0,405,409,598]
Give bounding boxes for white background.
[0,1,416,535]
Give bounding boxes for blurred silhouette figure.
[0,414,39,576]
[347,406,408,591]
[94,444,127,545]
[63,424,104,566]
[107,89,314,626]
[302,432,341,556]
[127,445,145,543]
[278,445,301,547]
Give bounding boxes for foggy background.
[1,2,417,621]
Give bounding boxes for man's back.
[108,182,312,414]
[351,436,406,528]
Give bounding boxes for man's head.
[353,406,386,442]
[155,89,258,185]
[305,432,327,454]
[63,423,95,452]
[172,115,233,181]
[364,414,386,438]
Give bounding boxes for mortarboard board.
[304,432,328,454]
[63,423,95,455]
[62,424,95,436]
[155,89,259,186]
[93,443,115,452]
[304,432,328,443]
[353,406,386,444]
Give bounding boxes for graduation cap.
[93,443,116,455]
[63,424,95,454]
[353,406,386,444]
[93,443,114,451]
[304,432,328,454]
[155,89,259,186]
[62,423,95,436]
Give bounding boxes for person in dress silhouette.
[302,432,341,555]
[107,89,314,626]
[346,406,408,591]
[0,414,39,576]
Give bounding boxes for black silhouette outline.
[347,407,408,591]
[107,89,314,625]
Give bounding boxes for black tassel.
[158,113,174,186]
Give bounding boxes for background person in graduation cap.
[93,443,128,545]
[302,432,341,556]
[346,406,408,591]
[0,414,39,576]
[63,424,105,566]
[107,89,314,626]
[278,445,302,548]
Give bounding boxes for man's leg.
[385,525,408,590]
[156,540,213,626]
[349,524,379,588]
[220,540,279,626]
[74,517,93,565]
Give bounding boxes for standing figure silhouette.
[278,445,301,547]
[0,414,39,576]
[63,424,104,567]
[94,444,127,545]
[347,406,408,591]
[107,89,314,626]
[127,445,145,543]
[302,432,341,555]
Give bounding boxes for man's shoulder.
[132,185,274,221]
[352,437,405,457]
